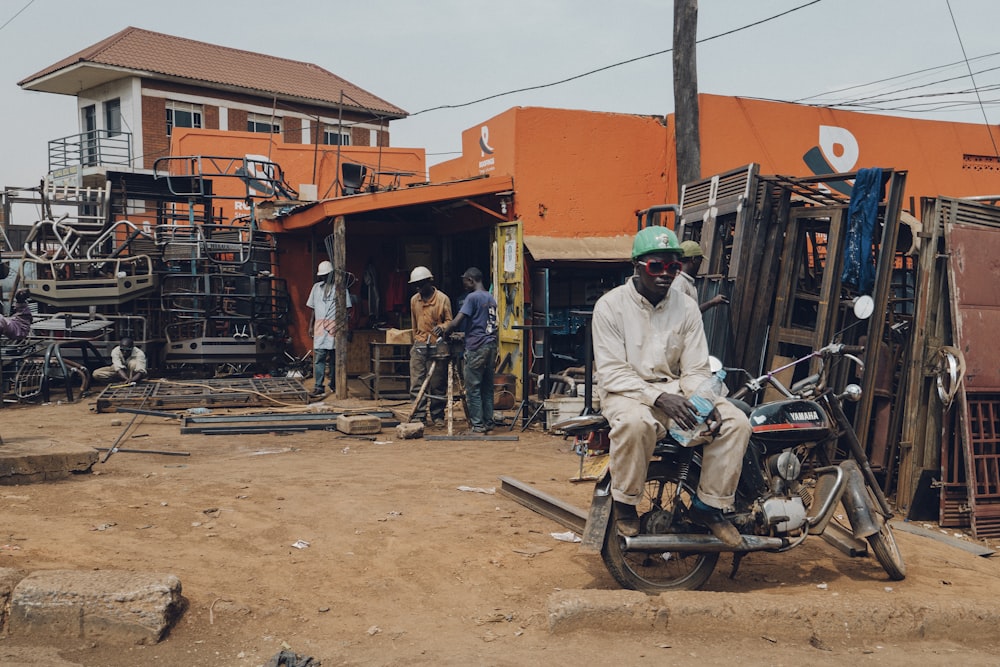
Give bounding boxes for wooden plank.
[854,172,906,456]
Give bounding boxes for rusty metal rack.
[95,377,310,413]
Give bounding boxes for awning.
[268,175,515,231]
[523,235,633,262]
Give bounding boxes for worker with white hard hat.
[408,266,453,426]
[306,260,353,396]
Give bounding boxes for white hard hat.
[316,260,334,276]
[408,266,433,284]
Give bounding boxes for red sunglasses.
[637,259,683,277]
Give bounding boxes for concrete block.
[337,413,382,435]
[396,422,424,439]
[548,589,665,634]
[0,568,27,631]
[9,570,183,645]
[0,441,98,485]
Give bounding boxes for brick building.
[18,26,407,176]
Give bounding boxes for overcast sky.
[2,0,1000,190]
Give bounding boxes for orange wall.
[690,94,1000,206]
[432,107,671,237]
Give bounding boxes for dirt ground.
[1,390,1000,667]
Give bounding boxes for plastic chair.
[341,163,368,195]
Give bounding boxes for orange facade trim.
[691,94,1000,205]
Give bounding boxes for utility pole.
[333,215,348,398]
[673,0,701,198]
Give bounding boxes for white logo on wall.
[478,126,495,173]
[819,126,859,172]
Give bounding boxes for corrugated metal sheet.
[522,235,633,262]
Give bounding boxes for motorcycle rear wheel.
[601,461,719,593]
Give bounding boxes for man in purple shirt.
[0,290,32,340]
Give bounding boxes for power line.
[408,0,823,117]
[793,50,1000,103]
[811,63,1000,109]
[946,0,999,156]
[0,0,35,33]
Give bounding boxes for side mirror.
[708,356,724,373]
[852,295,874,320]
[839,383,863,402]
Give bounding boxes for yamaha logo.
[788,410,820,421]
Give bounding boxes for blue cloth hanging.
[840,167,884,294]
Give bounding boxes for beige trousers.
[601,384,751,510]
[93,359,146,383]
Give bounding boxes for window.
[104,98,122,136]
[323,125,350,146]
[166,101,203,136]
[82,104,97,166]
[248,113,281,134]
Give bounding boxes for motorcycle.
[553,339,906,593]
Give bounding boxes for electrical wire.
[793,50,1000,103]
[407,0,823,117]
[946,0,1000,156]
[0,0,35,34]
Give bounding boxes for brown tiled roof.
[19,26,407,118]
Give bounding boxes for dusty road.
[1,396,999,666]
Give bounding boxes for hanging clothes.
[385,270,408,314]
[841,167,885,294]
[363,260,381,322]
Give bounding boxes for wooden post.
[673,0,701,196]
[333,215,348,399]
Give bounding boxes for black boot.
[613,501,640,537]
[688,497,742,547]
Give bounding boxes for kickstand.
[729,551,746,579]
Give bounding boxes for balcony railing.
[48,130,133,176]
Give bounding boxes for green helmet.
[679,240,704,258]
[631,226,682,260]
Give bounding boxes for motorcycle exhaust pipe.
[622,533,786,553]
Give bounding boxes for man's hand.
[707,294,729,308]
[432,325,446,338]
[702,406,723,437]
[653,393,700,430]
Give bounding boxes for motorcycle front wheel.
[601,461,720,593]
[867,509,907,580]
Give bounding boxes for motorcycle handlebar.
[730,342,866,399]
[819,343,865,356]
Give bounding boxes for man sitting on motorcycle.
[591,226,751,547]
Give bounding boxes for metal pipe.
[622,533,785,553]
[570,310,595,414]
[821,520,869,557]
[805,465,845,531]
